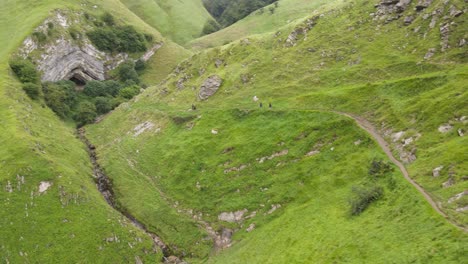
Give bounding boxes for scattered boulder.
[257,150,289,163]
[285,16,319,47]
[438,124,453,133]
[432,166,443,177]
[449,5,463,17]
[215,58,224,68]
[246,223,256,232]
[458,129,464,137]
[424,48,436,60]
[456,206,468,212]
[218,209,248,223]
[199,75,222,100]
[404,15,414,25]
[211,129,218,135]
[415,0,433,11]
[448,190,468,203]
[391,131,405,142]
[439,23,450,52]
[39,181,52,193]
[133,121,156,137]
[267,204,281,215]
[459,39,466,47]
[442,177,455,188]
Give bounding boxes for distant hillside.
[190,0,335,49]
[120,0,215,44]
[203,0,277,27]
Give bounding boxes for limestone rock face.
[38,39,108,82]
[199,75,222,100]
[17,10,162,84]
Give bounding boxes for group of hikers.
[191,100,272,111]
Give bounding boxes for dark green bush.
[135,59,146,72]
[32,31,48,43]
[22,82,41,99]
[369,159,393,177]
[94,96,113,115]
[42,81,77,118]
[349,185,383,215]
[10,59,40,83]
[87,26,147,53]
[74,101,97,127]
[117,61,140,83]
[83,80,123,97]
[119,85,140,99]
[101,12,115,26]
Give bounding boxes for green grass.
[2,0,467,262]
[86,0,467,262]
[120,0,214,45]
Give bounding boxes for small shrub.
[42,81,76,118]
[84,12,91,20]
[118,85,140,99]
[74,101,97,127]
[87,26,147,53]
[117,61,139,83]
[369,159,393,177]
[32,31,47,43]
[135,59,146,72]
[94,96,113,115]
[349,185,383,215]
[10,59,39,83]
[101,12,115,26]
[22,82,41,99]
[144,33,153,42]
[47,22,54,29]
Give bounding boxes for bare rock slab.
[199,75,222,100]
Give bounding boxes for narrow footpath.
[334,111,467,232]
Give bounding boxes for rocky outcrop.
[199,75,222,100]
[37,39,109,82]
[18,10,161,84]
[285,16,319,47]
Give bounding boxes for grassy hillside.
[120,0,214,45]
[86,0,467,262]
[189,0,338,49]
[0,0,191,262]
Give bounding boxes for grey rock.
[415,0,433,11]
[449,5,463,17]
[199,75,222,100]
[432,166,443,177]
[424,48,436,59]
[215,58,224,68]
[458,129,465,137]
[448,190,468,203]
[442,177,455,188]
[438,124,453,133]
[404,15,414,25]
[218,209,248,223]
[246,223,256,232]
[459,39,466,47]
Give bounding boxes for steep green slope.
[0,0,191,262]
[120,0,214,44]
[189,0,337,49]
[87,0,467,262]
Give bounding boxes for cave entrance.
[69,76,86,86]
